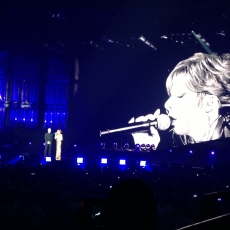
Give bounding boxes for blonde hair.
[166,53,230,144]
[166,53,230,106]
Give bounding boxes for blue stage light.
[77,157,83,163]
[46,157,51,162]
[101,158,107,164]
[119,159,126,165]
[140,161,146,167]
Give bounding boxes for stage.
[0,137,230,168]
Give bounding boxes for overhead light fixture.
[139,36,145,42]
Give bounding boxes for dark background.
[0,0,230,151]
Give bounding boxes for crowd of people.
[0,158,230,230]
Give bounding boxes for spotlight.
[119,159,126,165]
[151,144,156,150]
[46,157,51,162]
[146,144,151,151]
[140,144,146,151]
[140,161,146,167]
[189,150,193,154]
[77,157,83,163]
[211,151,215,155]
[139,36,145,42]
[101,158,107,164]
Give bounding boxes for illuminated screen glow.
[119,52,230,150]
[101,158,107,164]
[46,157,51,162]
[77,157,83,163]
[119,159,126,165]
[140,161,146,167]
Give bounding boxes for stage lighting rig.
[138,36,157,50]
[140,144,146,151]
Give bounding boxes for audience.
[0,160,230,229]
[102,178,157,230]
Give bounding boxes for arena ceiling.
[0,0,230,55]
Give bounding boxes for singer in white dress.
[55,129,63,160]
[131,53,230,149]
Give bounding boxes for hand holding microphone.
[100,108,171,150]
[128,108,170,130]
[129,109,170,150]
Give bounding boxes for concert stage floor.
[0,138,230,168]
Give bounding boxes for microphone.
[100,114,171,136]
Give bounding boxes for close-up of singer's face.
[164,74,216,138]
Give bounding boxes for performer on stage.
[55,129,63,160]
[44,128,53,157]
[131,52,230,149]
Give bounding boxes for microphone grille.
[157,114,171,130]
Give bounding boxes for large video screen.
[97,52,230,150]
[0,1,230,152]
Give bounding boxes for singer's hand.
[129,109,161,150]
